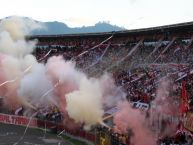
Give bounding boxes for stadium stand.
[15,21,193,144]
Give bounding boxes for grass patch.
[61,134,88,145]
[0,123,88,145]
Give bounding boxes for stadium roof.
[29,21,193,39]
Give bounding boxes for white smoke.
[0,16,45,109]
[18,64,56,108]
[46,56,84,86]
[0,16,43,57]
[66,76,104,128]
[0,16,126,131]
[99,73,126,108]
[0,16,42,40]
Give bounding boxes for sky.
[0,0,193,29]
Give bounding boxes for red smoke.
[46,56,79,111]
[0,54,22,109]
[113,101,156,145]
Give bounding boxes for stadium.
[0,16,193,145]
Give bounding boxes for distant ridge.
[32,21,125,35]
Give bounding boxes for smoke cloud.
[113,77,180,145]
[18,63,56,108]
[0,16,42,40]
[0,16,44,109]
[99,73,126,108]
[0,16,125,130]
[46,56,121,129]
[114,101,156,145]
[0,16,180,142]
[150,77,180,137]
[66,77,104,129]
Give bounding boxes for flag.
[179,81,189,114]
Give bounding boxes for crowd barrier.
[0,113,96,143]
[1,112,192,145]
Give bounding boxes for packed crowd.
[34,38,193,101]
[97,126,193,145]
[5,34,192,144]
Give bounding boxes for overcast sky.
[0,0,193,29]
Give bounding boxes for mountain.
[32,21,125,35]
